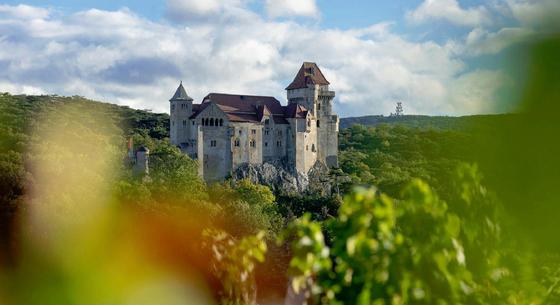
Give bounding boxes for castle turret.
[170,82,194,147]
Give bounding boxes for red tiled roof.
[286,62,330,90]
[190,93,290,124]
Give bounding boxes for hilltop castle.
[169,62,339,181]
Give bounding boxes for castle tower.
[134,146,150,175]
[286,62,339,168]
[169,82,194,147]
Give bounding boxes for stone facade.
[169,62,339,182]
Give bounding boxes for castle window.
[219,119,223,126]
[210,118,214,126]
[265,129,269,135]
[250,140,256,148]
[265,119,270,125]
[171,104,175,111]
[172,120,175,126]
[317,120,320,128]
[239,130,242,135]
[318,103,321,110]
[251,129,256,135]
[234,139,240,147]
[192,121,195,125]
[183,120,187,127]
[277,130,282,136]
[277,141,282,147]
[306,145,309,151]
[265,142,268,147]
[312,144,316,152]
[210,140,217,147]
[307,119,311,127]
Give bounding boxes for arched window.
[307,119,311,127]
[234,139,240,147]
[210,118,214,126]
[203,118,208,126]
[317,120,320,128]
[219,119,223,126]
[312,144,316,152]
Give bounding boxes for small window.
[250,140,256,148]
[192,121,195,125]
[318,103,321,110]
[172,120,175,126]
[317,120,320,128]
[210,118,214,126]
[183,120,187,127]
[210,140,217,147]
[171,104,175,111]
[312,144,316,152]
[234,139,240,147]
[265,129,269,135]
[306,145,309,151]
[265,119,270,125]
[307,119,311,127]
[277,141,282,147]
[265,142,268,147]
[251,129,256,135]
[239,130,242,135]
[220,119,223,126]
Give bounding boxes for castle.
[169,62,339,181]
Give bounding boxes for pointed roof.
[286,62,330,90]
[170,82,193,101]
[284,103,308,119]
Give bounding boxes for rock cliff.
[233,161,332,196]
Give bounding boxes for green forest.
[1,78,559,305]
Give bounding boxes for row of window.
[171,103,188,111]
[232,139,283,148]
[202,118,224,126]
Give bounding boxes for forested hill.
[340,114,514,130]
[0,93,169,140]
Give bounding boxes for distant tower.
[170,82,194,147]
[134,146,150,175]
[395,102,404,116]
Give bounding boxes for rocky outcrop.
[232,161,332,196]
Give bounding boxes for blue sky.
[0,0,557,116]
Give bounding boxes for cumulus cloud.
[0,4,513,116]
[265,0,319,18]
[504,0,560,29]
[465,27,534,55]
[407,0,491,27]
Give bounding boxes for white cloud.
[0,4,50,19]
[0,4,513,116]
[505,0,560,28]
[265,0,319,18]
[465,27,534,55]
[448,69,512,114]
[407,0,491,27]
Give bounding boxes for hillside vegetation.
[0,92,559,305]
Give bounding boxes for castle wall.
[196,104,232,181]
[231,122,263,171]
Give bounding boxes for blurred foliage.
[204,229,267,305]
[282,171,544,305]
